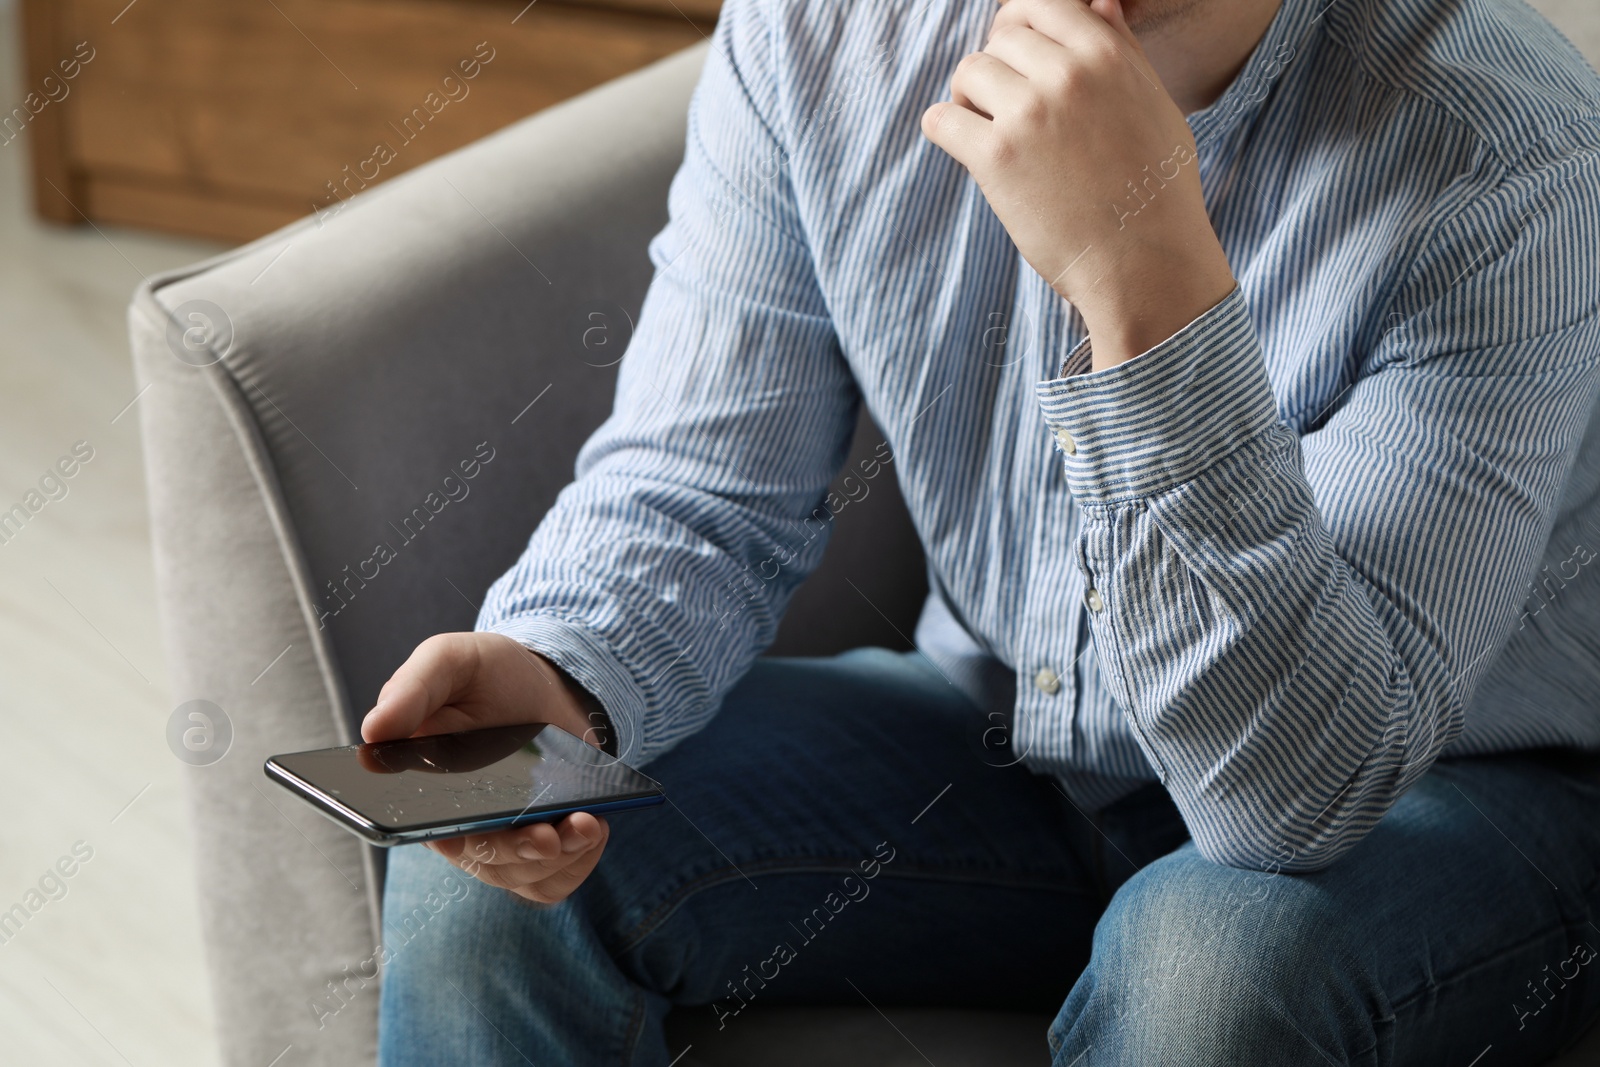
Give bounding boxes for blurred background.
[0,0,1595,1063]
[0,0,716,1062]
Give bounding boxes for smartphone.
[264,722,664,846]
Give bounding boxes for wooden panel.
[18,0,81,222]
[20,0,715,241]
[81,173,307,245]
[62,0,709,202]
[555,0,721,20]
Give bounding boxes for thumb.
[361,632,475,741]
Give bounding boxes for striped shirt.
[480,0,1600,871]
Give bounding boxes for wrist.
[541,656,617,756]
[1066,244,1235,372]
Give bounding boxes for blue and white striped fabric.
[481,0,1600,870]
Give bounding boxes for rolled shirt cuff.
[1034,285,1281,505]
[481,614,650,765]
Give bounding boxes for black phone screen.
[265,722,662,844]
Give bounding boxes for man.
[368,0,1600,1060]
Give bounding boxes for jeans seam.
[1384,914,1586,1019]
[620,986,646,1067]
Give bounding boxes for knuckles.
[1040,59,1081,97]
[1014,89,1052,128]
[955,50,987,76]
[977,134,1020,172]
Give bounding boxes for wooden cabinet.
[18,0,717,243]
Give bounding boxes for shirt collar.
[1184,0,1325,149]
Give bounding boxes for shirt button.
[1033,667,1062,695]
[1054,427,1077,455]
[1085,588,1104,613]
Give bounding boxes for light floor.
[0,0,230,1064]
[1,0,1598,1065]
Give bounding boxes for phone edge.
[261,756,665,848]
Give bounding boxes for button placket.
[1078,515,1108,616]
[1018,280,1080,752]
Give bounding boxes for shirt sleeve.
[476,0,857,766]
[1034,134,1600,872]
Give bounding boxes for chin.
[1121,0,1206,35]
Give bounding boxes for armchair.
[130,38,1600,1067]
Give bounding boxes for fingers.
[992,0,1139,56]
[948,51,1031,122]
[982,25,1071,85]
[464,821,563,865]
[553,811,606,855]
[509,835,609,905]
[428,813,611,904]
[362,633,480,741]
[989,0,1075,43]
[920,99,991,162]
[930,0,1148,165]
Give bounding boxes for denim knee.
[378,845,494,1005]
[1050,845,1382,1066]
[379,843,644,1066]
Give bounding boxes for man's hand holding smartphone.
[361,632,614,905]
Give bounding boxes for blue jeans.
[377,648,1600,1065]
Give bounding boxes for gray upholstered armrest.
[129,43,709,1067]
